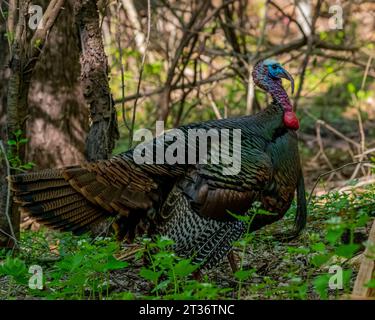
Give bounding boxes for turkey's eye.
[272,65,278,70]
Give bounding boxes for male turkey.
[9,59,306,269]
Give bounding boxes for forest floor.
[109,189,374,300]
[0,185,374,300]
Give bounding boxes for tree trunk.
[0,5,9,136]
[27,0,89,168]
[0,20,11,245]
[0,0,30,248]
[75,0,119,161]
[0,0,87,247]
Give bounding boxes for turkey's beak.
[280,69,294,94]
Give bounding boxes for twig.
[302,64,344,98]
[294,0,322,110]
[30,0,65,58]
[246,0,268,114]
[90,217,117,245]
[0,140,18,247]
[360,55,373,90]
[354,148,375,157]
[4,0,16,51]
[307,161,371,206]
[295,0,312,32]
[128,0,151,148]
[350,108,366,180]
[268,0,307,39]
[315,122,343,182]
[303,110,360,148]
[122,0,152,60]
[314,52,375,77]
[0,227,18,245]
[116,1,130,132]
[207,93,222,120]
[339,178,375,192]
[157,1,211,121]
[350,55,373,179]
[114,73,232,105]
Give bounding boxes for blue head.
[252,59,294,94]
[252,59,299,130]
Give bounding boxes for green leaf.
[71,254,84,270]
[228,211,252,222]
[234,269,256,281]
[34,38,42,48]
[139,268,162,282]
[319,31,328,41]
[115,292,135,300]
[7,140,16,146]
[311,242,326,253]
[0,257,28,284]
[311,253,332,267]
[156,236,175,249]
[365,279,375,288]
[325,228,344,245]
[313,274,330,299]
[154,252,175,267]
[347,83,356,93]
[357,90,366,99]
[355,214,369,228]
[297,283,308,299]
[343,269,353,289]
[102,256,128,271]
[151,279,170,293]
[58,254,83,272]
[21,162,35,170]
[173,259,198,277]
[287,246,310,255]
[335,244,360,259]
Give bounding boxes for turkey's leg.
[227,250,239,273]
[192,270,203,281]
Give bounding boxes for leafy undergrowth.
[0,187,374,300]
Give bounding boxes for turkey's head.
[252,59,299,130]
[252,59,294,95]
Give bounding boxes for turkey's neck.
[268,82,299,130]
[269,83,293,112]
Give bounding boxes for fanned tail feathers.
[8,168,106,235]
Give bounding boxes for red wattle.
[283,111,299,130]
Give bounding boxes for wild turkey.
[9,59,307,269]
